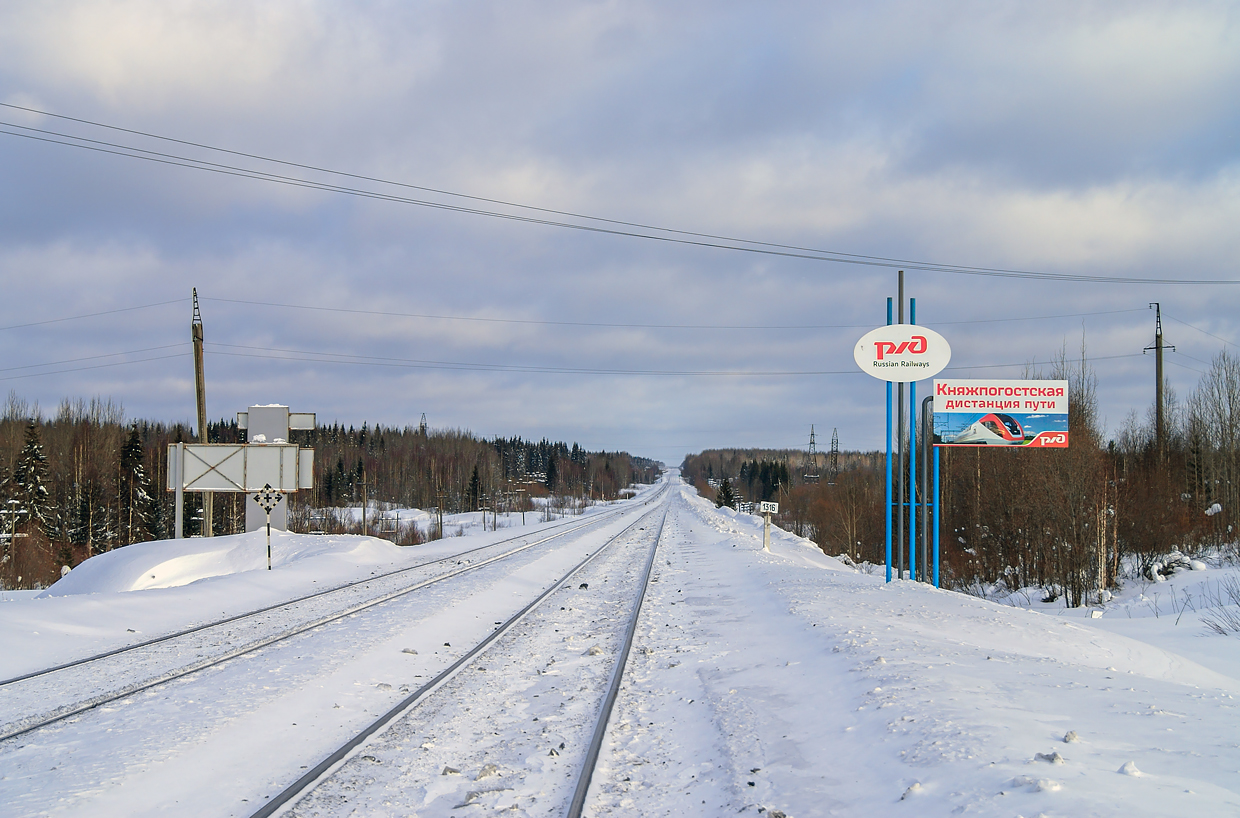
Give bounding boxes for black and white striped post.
[252,484,284,570]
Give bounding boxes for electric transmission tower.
[804,425,820,483]
[828,427,840,485]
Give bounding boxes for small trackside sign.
[759,501,779,514]
[853,324,951,382]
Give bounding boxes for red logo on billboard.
[1029,431,1069,448]
[875,336,928,360]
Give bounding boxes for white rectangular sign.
[933,379,1068,414]
[167,444,313,492]
[758,501,779,514]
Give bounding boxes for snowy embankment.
[0,498,625,681]
[979,552,1240,684]
[589,485,1240,817]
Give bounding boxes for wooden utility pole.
[436,486,446,540]
[191,289,213,536]
[1097,497,1108,601]
[360,463,368,537]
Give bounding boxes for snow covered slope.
[40,529,407,596]
[1,475,1237,817]
[589,480,1240,817]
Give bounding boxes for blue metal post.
[909,298,917,581]
[885,297,893,583]
[933,445,941,587]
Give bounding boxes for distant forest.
[684,349,1240,608]
[0,393,660,589]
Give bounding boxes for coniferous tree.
[11,422,51,532]
[468,464,481,511]
[545,457,558,493]
[715,478,737,509]
[117,424,150,545]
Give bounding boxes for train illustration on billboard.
[933,411,1069,447]
[932,379,1069,448]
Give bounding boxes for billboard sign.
[167,443,315,492]
[933,379,1069,447]
[854,325,951,382]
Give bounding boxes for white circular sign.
[853,324,951,382]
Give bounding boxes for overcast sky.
[1,1,1238,464]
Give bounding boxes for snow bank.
[39,530,406,597]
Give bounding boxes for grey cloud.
[0,0,1237,461]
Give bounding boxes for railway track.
[250,497,670,817]
[0,485,665,746]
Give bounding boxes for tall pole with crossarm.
[192,290,212,536]
[1146,303,1173,459]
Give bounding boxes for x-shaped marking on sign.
[184,446,247,492]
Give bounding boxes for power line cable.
[205,343,853,376]
[0,317,1156,383]
[0,352,189,382]
[0,343,185,374]
[939,308,1147,326]
[0,298,185,332]
[2,104,1235,285]
[1165,358,1207,376]
[203,296,1146,331]
[942,353,1145,371]
[1169,349,1214,367]
[1164,314,1237,349]
[0,288,1142,339]
[205,341,1145,377]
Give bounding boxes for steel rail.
[565,500,669,817]
[248,499,668,818]
[0,487,667,744]
[0,491,657,689]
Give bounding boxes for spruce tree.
[117,424,156,546]
[468,464,481,511]
[715,477,737,509]
[11,423,51,532]
[545,457,558,493]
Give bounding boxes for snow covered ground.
[320,493,621,540]
[590,487,1240,817]
[1,472,1237,816]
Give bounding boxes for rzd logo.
[1035,432,1067,446]
[875,336,927,360]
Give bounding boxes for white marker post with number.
[759,501,779,552]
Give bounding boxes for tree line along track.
[250,499,670,818]
[0,485,667,746]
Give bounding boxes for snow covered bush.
[1143,551,1195,581]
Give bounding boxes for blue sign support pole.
[885,297,893,583]
[909,298,917,582]
[933,445,941,587]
